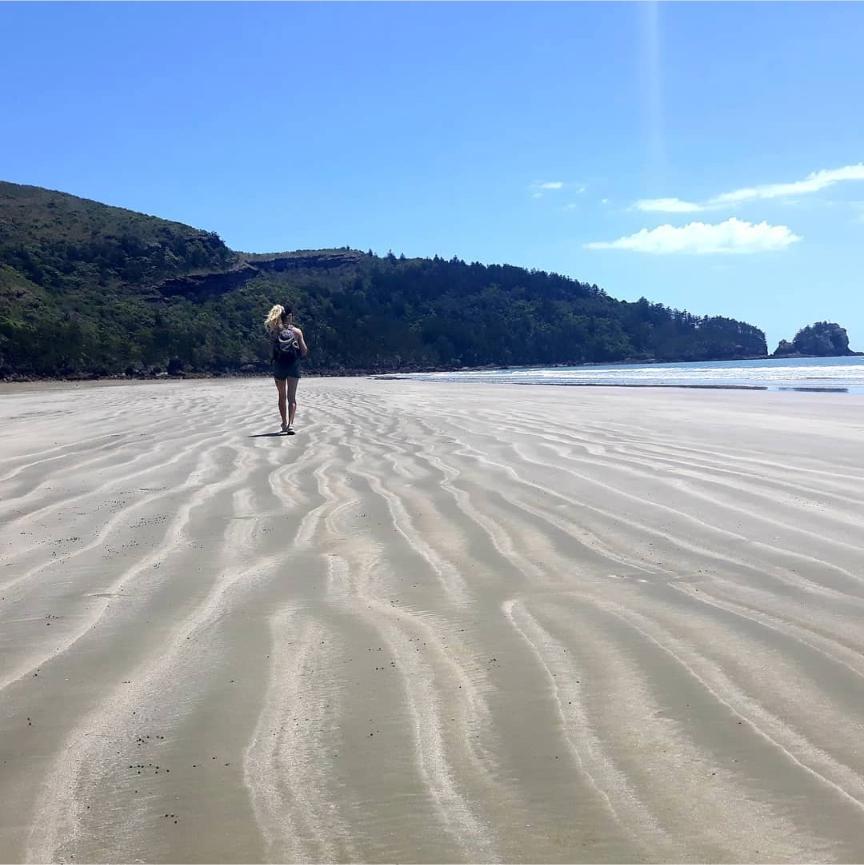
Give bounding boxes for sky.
[1,1,862,351]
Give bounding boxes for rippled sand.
[1,377,864,863]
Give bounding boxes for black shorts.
[273,357,302,380]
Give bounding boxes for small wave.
[392,357,864,393]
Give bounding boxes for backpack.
[276,326,300,361]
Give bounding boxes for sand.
[1,376,864,863]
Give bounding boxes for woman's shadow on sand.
[248,431,288,438]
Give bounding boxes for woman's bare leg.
[274,378,287,427]
[286,377,299,427]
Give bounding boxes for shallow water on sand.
[400,355,864,392]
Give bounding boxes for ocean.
[392,356,864,393]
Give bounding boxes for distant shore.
[7,351,863,385]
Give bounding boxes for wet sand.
[1,376,864,863]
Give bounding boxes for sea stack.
[772,322,860,357]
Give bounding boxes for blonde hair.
[265,304,285,335]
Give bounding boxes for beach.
[2,376,864,863]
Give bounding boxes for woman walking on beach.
[265,304,309,434]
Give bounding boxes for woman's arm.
[294,327,309,357]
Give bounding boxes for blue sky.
[2,1,862,350]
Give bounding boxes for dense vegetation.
[773,322,858,357]
[1,181,768,377]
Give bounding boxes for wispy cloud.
[635,196,703,213]
[714,164,864,205]
[530,180,584,199]
[635,162,864,213]
[586,217,801,255]
[530,181,563,198]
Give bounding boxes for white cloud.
[713,163,864,205]
[585,217,801,255]
[633,162,864,213]
[635,196,704,213]
[530,180,584,198]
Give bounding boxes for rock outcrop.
[147,250,366,300]
[247,249,366,272]
[151,263,260,299]
[773,322,859,357]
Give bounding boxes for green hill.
[0,180,767,377]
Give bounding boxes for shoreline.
[3,374,862,396]
[374,376,860,394]
[2,353,861,388]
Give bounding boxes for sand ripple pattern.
[1,378,864,863]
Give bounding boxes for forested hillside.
[0,181,767,377]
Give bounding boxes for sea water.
[394,356,864,393]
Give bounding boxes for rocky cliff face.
[773,322,857,357]
[148,250,366,300]
[152,263,260,298]
[246,250,366,272]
